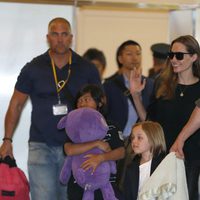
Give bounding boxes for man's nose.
[57,34,63,42]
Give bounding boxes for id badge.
[53,104,68,115]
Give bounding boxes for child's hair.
[132,121,166,156]
[75,84,107,115]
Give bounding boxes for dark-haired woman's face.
[170,42,197,74]
[77,93,97,110]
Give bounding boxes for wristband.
[2,137,13,143]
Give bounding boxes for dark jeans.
[185,160,200,200]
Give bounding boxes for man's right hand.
[0,141,13,159]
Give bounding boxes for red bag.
[0,156,30,200]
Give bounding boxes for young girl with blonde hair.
[123,121,166,200]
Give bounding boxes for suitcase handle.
[0,156,17,167]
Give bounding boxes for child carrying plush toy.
[60,84,125,200]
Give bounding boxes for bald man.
[0,17,101,200]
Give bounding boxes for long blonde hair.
[156,35,200,99]
[132,121,166,156]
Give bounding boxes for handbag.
[0,156,30,200]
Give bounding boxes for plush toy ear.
[57,115,68,129]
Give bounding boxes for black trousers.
[185,160,200,200]
[67,175,120,200]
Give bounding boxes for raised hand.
[129,67,146,96]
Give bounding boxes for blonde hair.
[132,121,166,156]
[156,35,200,99]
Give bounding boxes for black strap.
[113,78,142,123]
[113,78,135,106]
[0,156,17,168]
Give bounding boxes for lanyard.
[50,51,71,103]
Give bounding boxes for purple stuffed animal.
[57,107,117,200]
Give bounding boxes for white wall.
[76,8,170,78]
[169,10,194,41]
[195,8,200,43]
[0,2,74,176]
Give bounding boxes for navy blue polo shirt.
[15,50,101,146]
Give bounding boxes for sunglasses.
[168,52,192,60]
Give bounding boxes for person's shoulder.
[152,152,166,166]
[143,75,154,84]
[22,51,49,71]
[103,73,123,87]
[107,120,123,137]
[141,76,155,95]
[71,50,82,61]
[127,155,140,169]
[158,152,167,160]
[104,72,119,82]
[29,51,49,65]
[106,120,121,131]
[72,50,91,65]
[72,50,98,70]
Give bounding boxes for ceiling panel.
[0,0,200,10]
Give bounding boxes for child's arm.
[81,147,125,173]
[64,140,110,156]
[81,123,125,173]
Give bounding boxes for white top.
[138,159,152,192]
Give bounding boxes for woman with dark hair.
[64,84,125,200]
[130,35,200,200]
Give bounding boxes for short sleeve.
[15,64,32,95]
[105,122,124,150]
[195,98,200,107]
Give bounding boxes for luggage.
[0,156,30,200]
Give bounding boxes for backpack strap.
[113,78,143,123]
[113,78,135,107]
